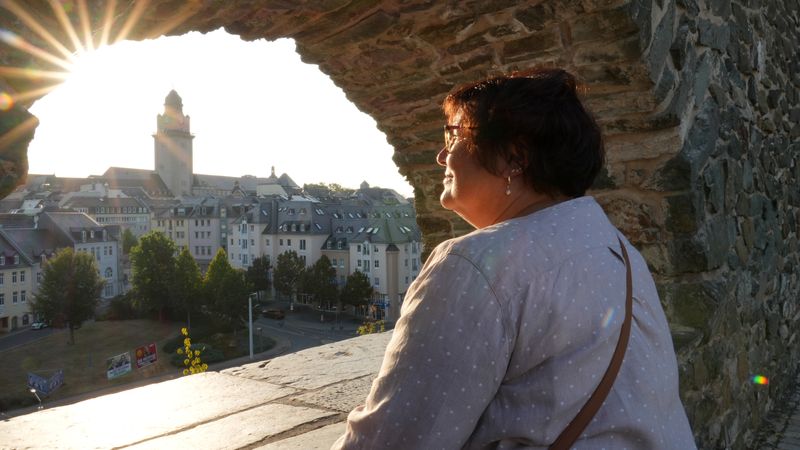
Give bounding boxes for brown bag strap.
[549,237,633,450]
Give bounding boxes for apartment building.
[0,231,36,332]
[61,196,151,237]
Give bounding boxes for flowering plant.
[356,320,385,335]
[176,327,208,375]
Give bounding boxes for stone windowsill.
[0,332,391,450]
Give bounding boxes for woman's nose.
[436,146,447,166]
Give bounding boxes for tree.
[203,249,251,330]
[130,231,176,320]
[172,248,202,330]
[121,228,138,255]
[245,256,271,301]
[303,256,338,309]
[31,248,104,344]
[273,251,305,303]
[341,271,374,311]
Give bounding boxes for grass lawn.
[0,319,180,410]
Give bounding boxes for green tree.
[172,248,202,330]
[203,249,251,330]
[31,248,104,344]
[130,231,176,320]
[245,256,271,301]
[303,256,338,309]
[341,271,374,310]
[121,228,138,254]
[273,250,305,304]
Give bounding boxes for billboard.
[135,343,158,369]
[27,369,64,396]
[106,352,132,380]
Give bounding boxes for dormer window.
[14,254,19,265]
[90,230,95,239]
[0,256,5,265]
[82,230,87,242]
[103,230,108,241]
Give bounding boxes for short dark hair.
[443,68,604,198]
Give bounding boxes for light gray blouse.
[332,196,696,449]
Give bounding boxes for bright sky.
[28,29,414,197]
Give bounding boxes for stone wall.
[0,1,798,448]
[627,1,800,447]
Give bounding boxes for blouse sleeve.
[332,251,511,449]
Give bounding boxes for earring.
[505,175,512,196]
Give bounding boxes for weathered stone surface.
[257,423,347,450]
[222,332,387,390]
[292,374,375,413]
[0,372,294,449]
[130,404,337,450]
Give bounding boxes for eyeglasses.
[443,124,476,149]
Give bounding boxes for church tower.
[154,90,194,196]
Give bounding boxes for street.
[0,326,60,352]
[253,301,362,353]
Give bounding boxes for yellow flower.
[181,327,188,336]
[184,359,190,366]
[194,350,201,357]
[177,348,183,355]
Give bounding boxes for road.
[0,326,61,352]
[253,304,362,353]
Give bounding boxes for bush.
[101,293,142,321]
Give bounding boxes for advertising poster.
[106,352,132,380]
[135,343,158,369]
[26,369,64,395]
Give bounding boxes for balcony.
[0,332,391,449]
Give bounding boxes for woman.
[332,69,695,449]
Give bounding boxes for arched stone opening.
[1,1,798,448]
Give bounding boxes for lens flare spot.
[601,308,615,328]
[0,92,13,111]
[0,29,22,47]
[752,375,769,385]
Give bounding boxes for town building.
[0,229,36,332]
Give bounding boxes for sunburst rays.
[0,0,199,153]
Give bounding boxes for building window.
[12,272,17,283]
[374,260,379,268]
[109,246,113,255]
[20,271,25,282]
[300,255,306,264]
[249,225,254,232]
[20,290,26,302]
[357,244,361,252]
[250,239,255,246]
[105,268,113,278]
[0,256,4,265]
[300,240,306,250]
[243,254,249,265]
[374,277,379,286]
[357,260,362,267]
[12,292,17,303]
[230,238,234,246]
[265,239,270,246]
[0,293,4,305]
[373,245,378,253]
[104,282,113,297]
[14,254,19,264]
[279,239,284,246]
[287,239,292,246]
[22,314,29,325]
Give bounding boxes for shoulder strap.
[549,237,633,450]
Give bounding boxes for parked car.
[262,309,285,320]
[31,322,48,330]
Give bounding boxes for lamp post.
[29,388,42,410]
[248,293,255,360]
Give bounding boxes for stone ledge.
[0,332,391,450]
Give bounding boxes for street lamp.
[248,293,255,360]
[29,388,43,410]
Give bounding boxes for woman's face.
[436,112,507,228]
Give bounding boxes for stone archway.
[1,2,799,448]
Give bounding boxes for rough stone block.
[698,18,731,51]
[502,29,561,61]
[569,5,639,44]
